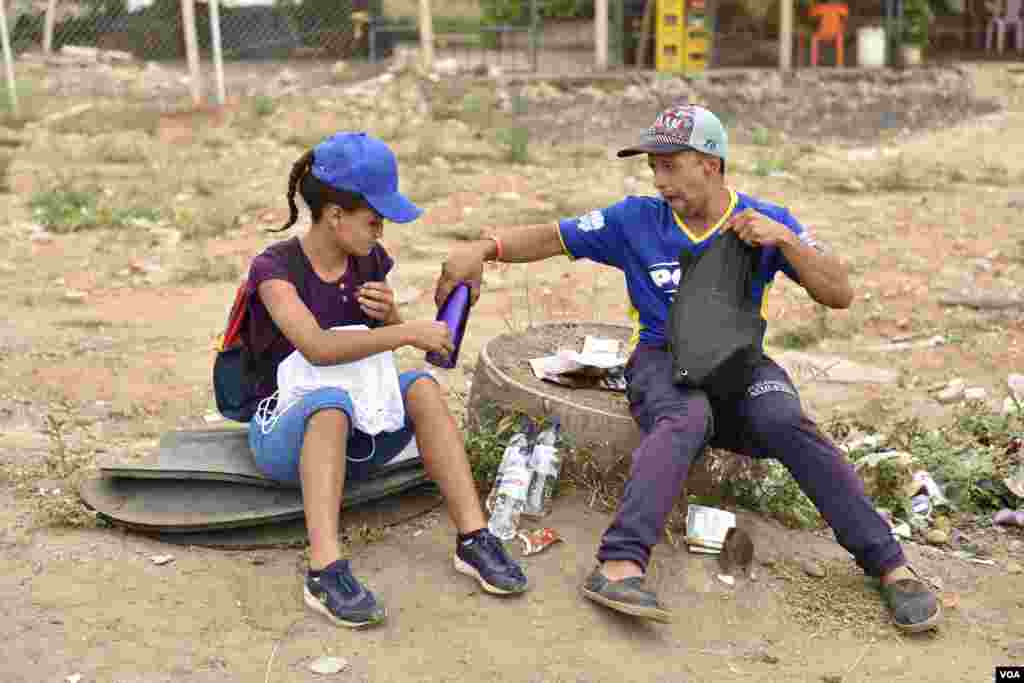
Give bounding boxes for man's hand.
[435,242,489,308]
[357,282,399,323]
[721,209,797,248]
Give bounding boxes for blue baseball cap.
[311,132,422,224]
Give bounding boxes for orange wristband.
[485,235,503,262]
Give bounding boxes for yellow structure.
[655,0,711,72]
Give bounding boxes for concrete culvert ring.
[465,320,766,499]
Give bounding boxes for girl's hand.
[357,282,398,323]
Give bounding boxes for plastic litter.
[517,527,562,556]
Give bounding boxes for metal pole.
[209,0,226,106]
[43,0,58,55]
[180,0,203,106]
[529,0,539,72]
[780,0,793,70]
[419,0,434,70]
[596,0,609,69]
[0,0,18,117]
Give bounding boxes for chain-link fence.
[1,0,618,114]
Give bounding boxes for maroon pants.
[597,344,905,577]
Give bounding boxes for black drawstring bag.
[667,231,767,398]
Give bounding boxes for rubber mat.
[101,427,422,487]
[79,464,430,533]
[148,484,442,549]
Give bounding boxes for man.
[434,104,940,632]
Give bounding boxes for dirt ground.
[2,57,1024,682]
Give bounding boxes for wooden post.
[180,0,202,106]
[208,0,226,106]
[418,0,434,70]
[0,0,17,117]
[780,0,794,70]
[636,0,654,67]
[43,0,58,55]
[596,0,609,69]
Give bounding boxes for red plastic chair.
[809,2,849,66]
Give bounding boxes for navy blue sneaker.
[304,559,386,628]
[454,529,529,595]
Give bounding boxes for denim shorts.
[248,370,433,486]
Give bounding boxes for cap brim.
[365,191,422,224]
[616,142,694,158]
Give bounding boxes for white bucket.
[857,26,887,67]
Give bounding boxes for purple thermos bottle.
[426,282,471,369]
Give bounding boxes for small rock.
[63,290,87,304]
[1007,561,1023,575]
[761,653,780,664]
[66,674,83,683]
[842,178,866,192]
[1009,540,1023,553]
[822,675,843,683]
[276,68,299,85]
[925,529,950,546]
[716,573,735,586]
[801,559,826,578]
[310,656,349,675]
[1009,373,1024,400]
[964,387,987,401]
[936,379,966,403]
[496,191,522,202]
[331,60,348,78]
[150,554,174,565]
[1004,397,1021,415]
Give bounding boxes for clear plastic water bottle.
[487,421,534,540]
[485,420,532,514]
[524,418,562,518]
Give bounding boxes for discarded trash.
[524,419,562,519]
[911,470,950,507]
[517,527,563,556]
[940,592,961,609]
[891,522,912,539]
[994,509,1024,528]
[150,554,174,565]
[528,336,628,392]
[309,656,349,675]
[486,418,534,541]
[911,494,932,517]
[685,505,736,554]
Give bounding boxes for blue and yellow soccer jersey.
[557,190,811,348]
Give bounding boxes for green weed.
[29,188,160,234]
[496,126,530,164]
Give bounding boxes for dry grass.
[768,559,903,639]
[0,401,101,528]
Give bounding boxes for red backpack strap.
[217,281,249,352]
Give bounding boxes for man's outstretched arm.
[434,224,568,307]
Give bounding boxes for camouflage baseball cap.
[617,104,728,160]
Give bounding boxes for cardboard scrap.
[529,336,627,392]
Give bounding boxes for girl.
[246,132,528,629]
